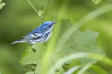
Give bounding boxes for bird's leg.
[30,44,36,52]
[31,47,36,52]
[43,42,46,46]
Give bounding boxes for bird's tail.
[11,40,26,44]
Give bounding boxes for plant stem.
[41,0,71,74]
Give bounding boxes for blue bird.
[11,21,55,44]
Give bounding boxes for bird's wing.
[24,32,43,41]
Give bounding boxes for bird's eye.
[48,25,52,27]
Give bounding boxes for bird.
[11,21,56,44]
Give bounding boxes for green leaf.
[89,53,112,66]
[90,65,108,74]
[19,3,112,74]
[20,30,104,74]
[64,66,80,74]
[47,30,104,74]
[77,63,94,74]
[0,0,5,10]
[92,0,101,4]
[20,44,45,74]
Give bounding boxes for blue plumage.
[12,21,55,44]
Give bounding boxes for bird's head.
[41,21,56,33]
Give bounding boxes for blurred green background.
[0,0,112,74]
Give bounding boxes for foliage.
[20,30,104,74]
[0,0,5,10]
[92,0,101,4]
[20,2,112,74]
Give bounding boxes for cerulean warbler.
[12,21,55,44]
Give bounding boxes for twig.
[40,0,50,25]
[26,0,39,15]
